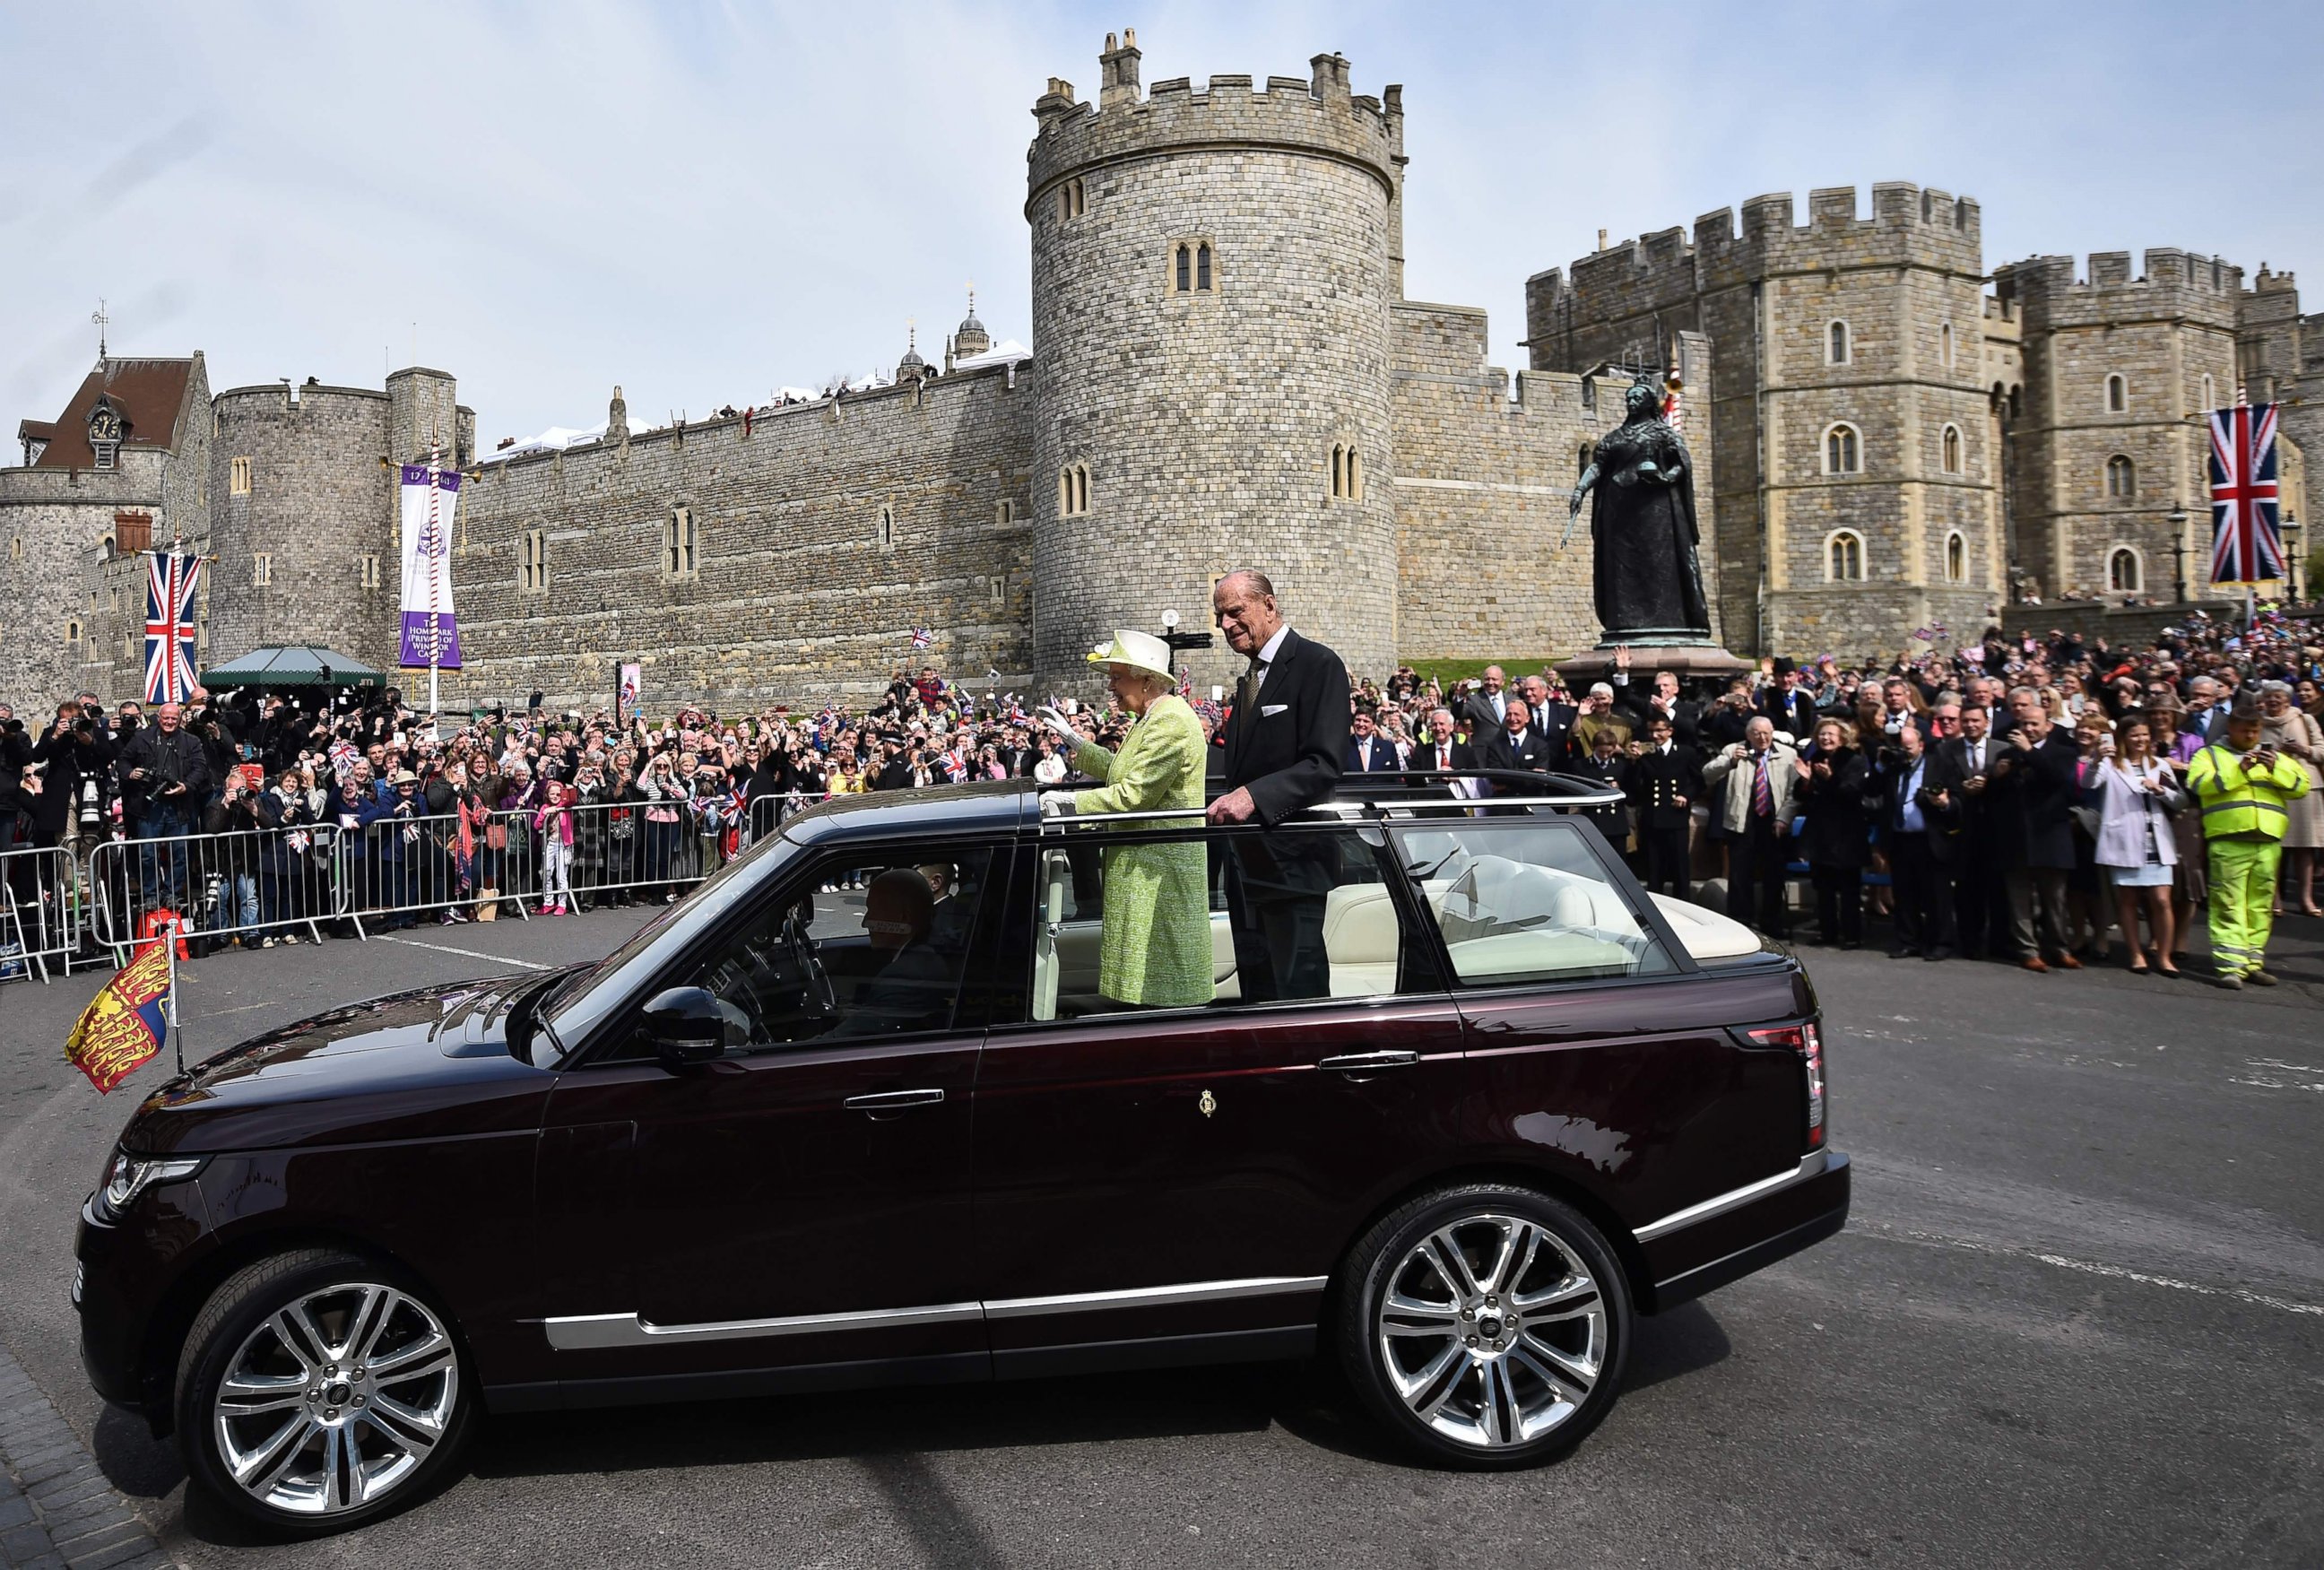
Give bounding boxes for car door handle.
[1316,1050,1422,1073]
[843,1089,946,1113]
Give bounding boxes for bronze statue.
[1564,372,1712,640]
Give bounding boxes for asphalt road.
[1,902,2319,1569]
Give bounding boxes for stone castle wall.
[1027,44,1400,696]
[446,364,1036,713]
[1390,305,1716,659]
[206,382,402,676]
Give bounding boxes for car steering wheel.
[785,907,837,1017]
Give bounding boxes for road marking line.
[1859,1223,2324,1318]
[378,935,551,971]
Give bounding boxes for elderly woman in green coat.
[1037,630,1212,1010]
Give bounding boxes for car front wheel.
[1337,1184,1630,1467]
[175,1249,473,1533]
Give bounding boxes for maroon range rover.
[76,776,1848,1533]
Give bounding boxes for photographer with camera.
[25,700,117,861]
[116,699,212,913]
[1869,722,1964,960]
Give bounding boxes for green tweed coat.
[1071,694,1213,1009]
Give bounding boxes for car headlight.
[96,1149,206,1219]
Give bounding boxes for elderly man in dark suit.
[1989,687,2082,971]
[1479,698,1556,778]
[1870,722,1964,960]
[1208,569,1351,1001]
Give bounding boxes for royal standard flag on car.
[64,941,172,1094]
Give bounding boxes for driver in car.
[835,868,956,1035]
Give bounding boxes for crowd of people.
[3,603,2318,985]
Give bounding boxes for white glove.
[1038,791,1077,819]
[1036,707,1080,745]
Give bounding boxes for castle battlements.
[1026,33,1400,211]
[1993,250,2242,328]
[1530,182,1984,331]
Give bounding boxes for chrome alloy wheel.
[1374,1213,1606,1449]
[212,1283,459,1515]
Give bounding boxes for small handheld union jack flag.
[143,550,201,704]
[910,628,933,650]
[2208,402,2284,585]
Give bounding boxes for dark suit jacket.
[1871,746,1966,862]
[1986,730,2079,868]
[1759,688,1817,743]
[1459,689,1510,740]
[1410,740,1479,776]
[1479,726,1555,781]
[1219,629,1350,826]
[1938,734,2007,846]
[1619,694,1704,750]
[1346,734,1400,772]
[1627,742,1704,831]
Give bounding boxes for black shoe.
[1924,947,1953,962]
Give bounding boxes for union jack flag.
[909,628,933,650]
[142,551,200,704]
[2208,402,2285,585]
[939,747,967,783]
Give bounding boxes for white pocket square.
[1261,704,1290,717]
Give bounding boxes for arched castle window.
[1058,178,1086,221]
[1939,322,1955,369]
[1578,441,1595,476]
[1058,464,1090,517]
[2105,374,2128,413]
[1826,320,1851,366]
[667,504,698,577]
[1941,423,1963,474]
[8,538,20,562]
[877,506,895,551]
[230,455,252,496]
[252,553,273,587]
[359,554,380,589]
[1945,531,1966,583]
[521,530,546,592]
[2200,373,2216,412]
[1823,423,1862,475]
[1170,240,1215,296]
[1826,530,1865,582]
[1329,442,1365,501]
[65,619,82,647]
[2105,454,2136,499]
[2109,547,2143,593]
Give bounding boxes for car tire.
[1336,1183,1630,1469]
[175,1248,473,1535]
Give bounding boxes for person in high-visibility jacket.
[2186,699,2312,988]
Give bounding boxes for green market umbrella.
[198,645,388,690]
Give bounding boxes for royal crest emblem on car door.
[1197,1089,1218,1118]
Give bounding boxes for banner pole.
[166,924,184,1077]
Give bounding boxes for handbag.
[2069,803,2101,840]
[486,820,509,852]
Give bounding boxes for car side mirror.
[638,986,742,1068]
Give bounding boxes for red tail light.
[1746,1020,1825,1148]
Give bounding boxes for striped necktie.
[1752,753,1773,818]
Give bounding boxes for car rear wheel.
[1337,1184,1630,1468]
[175,1249,472,1534]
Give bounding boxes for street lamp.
[1157,606,1213,682]
[2167,503,2190,606]
[2283,511,2303,603]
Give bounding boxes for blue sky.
[4,1,2318,440]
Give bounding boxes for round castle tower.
[1027,32,1401,689]
[206,368,470,681]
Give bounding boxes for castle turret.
[1027,34,1400,687]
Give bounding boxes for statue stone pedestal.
[1555,637,1749,685]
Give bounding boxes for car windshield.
[540,827,793,1039]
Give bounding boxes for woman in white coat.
[2089,711,2186,976]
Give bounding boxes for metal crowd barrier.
[0,844,82,985]
[1,787,824,985]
